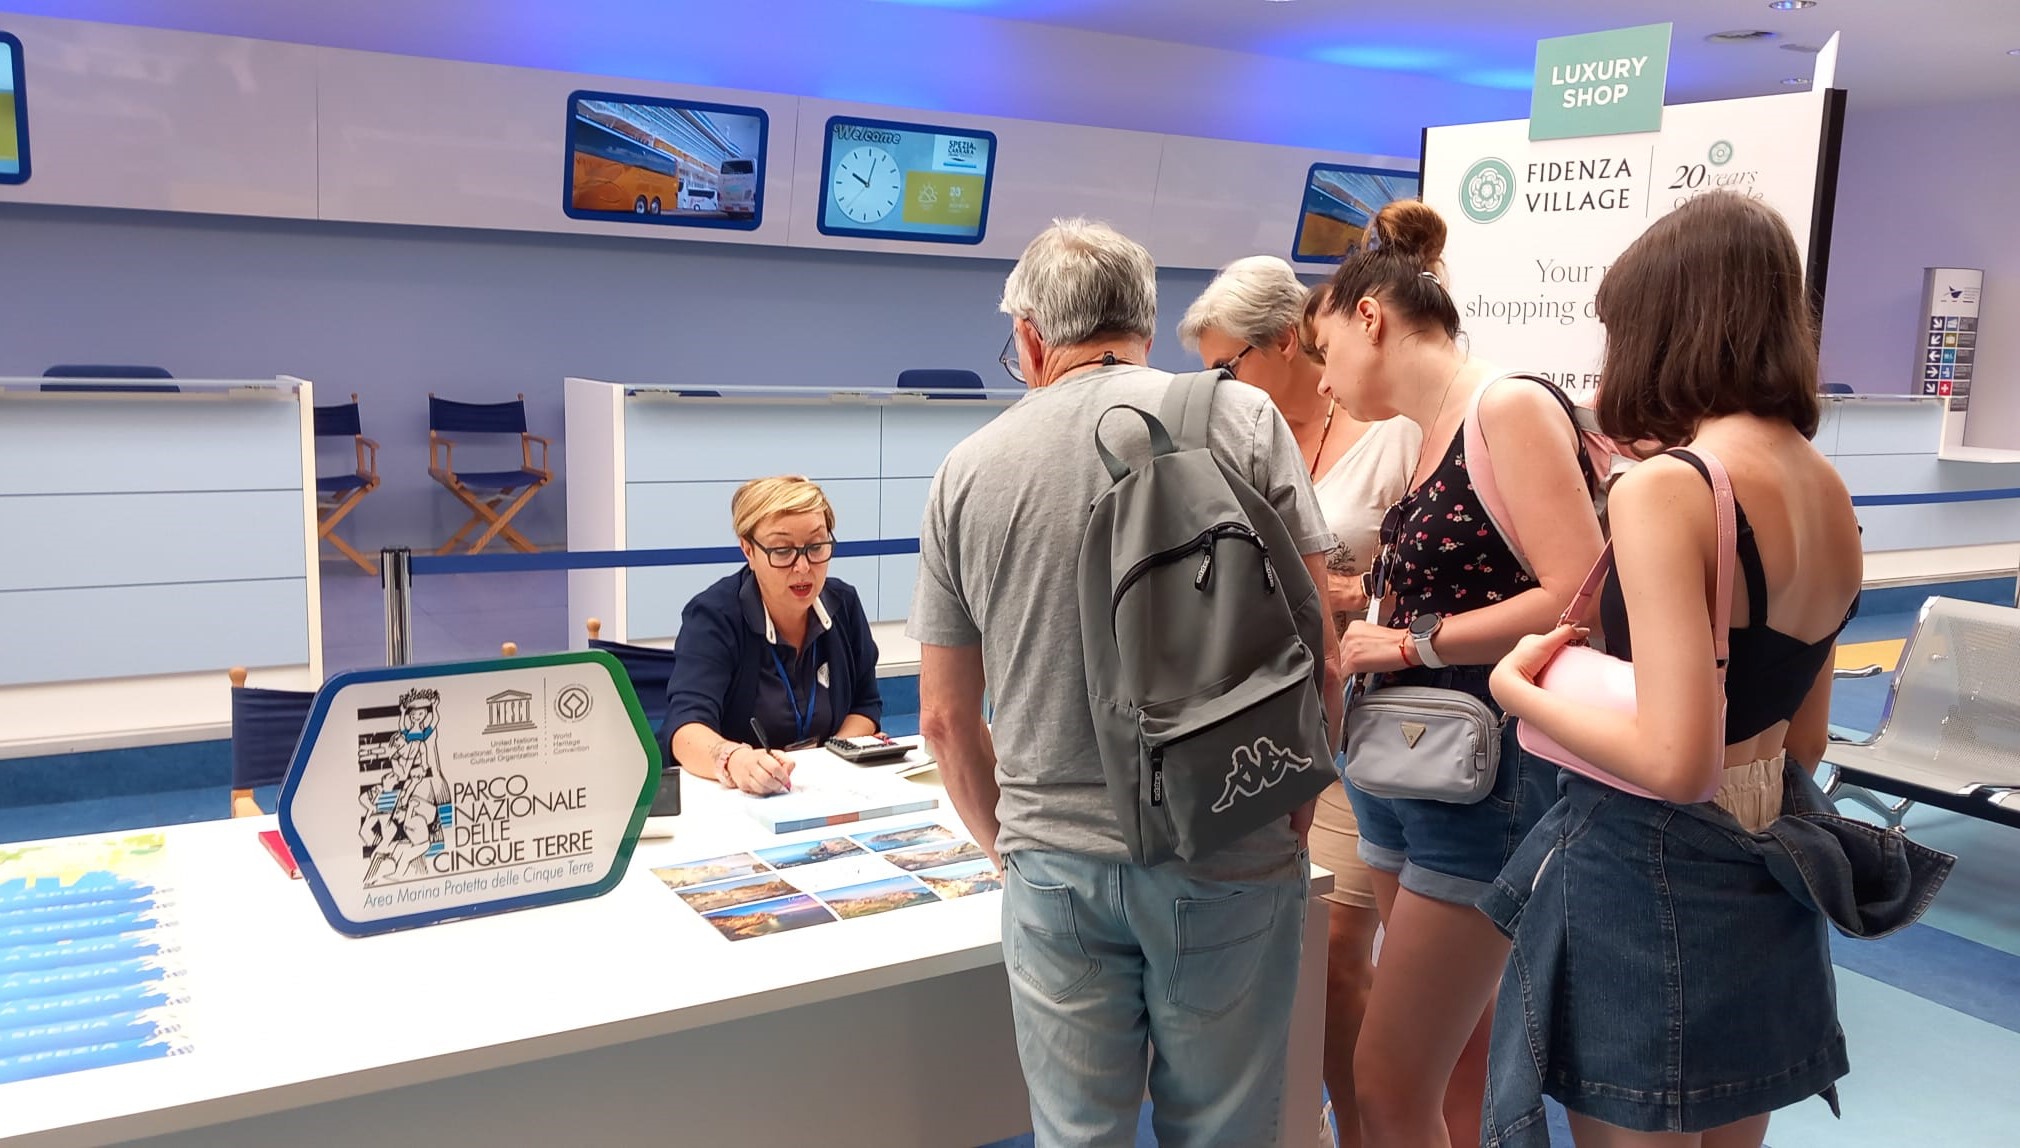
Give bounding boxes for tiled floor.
[7,574,2018,1147]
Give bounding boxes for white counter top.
[0,751,1005,1146]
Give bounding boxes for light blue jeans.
[1001,847,1310,1148]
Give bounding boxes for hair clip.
[1419,270,1445,289]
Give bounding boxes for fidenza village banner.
[1423,34,1839,397]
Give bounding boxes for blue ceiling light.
[1312,44,1460,72]
[1454,67,1536,91]
[1768,1,1817,10]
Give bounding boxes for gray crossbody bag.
[1339,525,1503,805]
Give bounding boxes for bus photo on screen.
[1,32,28,184]
[564,91,766,230]
[1293,163,1419,263]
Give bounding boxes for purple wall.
[1820,95,2020,447]
[0,203,1214,553]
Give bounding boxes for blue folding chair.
[427,393,552,555]
[896,368,986,400]
[42,364,179,393]
[314,393,381,572]
[587,618,681,816]
[228,667,316,818]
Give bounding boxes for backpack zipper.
[1113,523,1274,630]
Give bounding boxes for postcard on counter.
[701,893,836,941]
[652,853,768,891]
[754,837,868,870]
[882,839,988,873]
[673,872,802,914]
[915,858,1004,900]
[848,822,957,854]
[821,875,940,920]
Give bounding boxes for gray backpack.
[1080,370,1334,866]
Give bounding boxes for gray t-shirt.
[908,365,1334,873]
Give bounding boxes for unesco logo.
[1461,158,1516,224]
[554,685,593,723]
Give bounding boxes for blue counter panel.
[0,491,306,592]
[0,397,302,494]
[622,403,882,483]
[0,579,311,685]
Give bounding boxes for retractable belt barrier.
[371,483,2020,665]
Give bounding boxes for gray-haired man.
[912,218,1342,1146]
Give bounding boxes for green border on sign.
[278,650,662,938]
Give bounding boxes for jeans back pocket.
[1167,886,1279,1018]
[1006,857,1099,1002]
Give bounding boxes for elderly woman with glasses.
[664,476,884,795]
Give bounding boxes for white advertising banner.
[280,653,657,937]
[1422,88,1835,397]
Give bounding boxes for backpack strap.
[1157,369,1229,452]
[1460,372,1600,579]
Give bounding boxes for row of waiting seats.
[320,393,551,569]
[1824,596,2020,830]
[227,621,677,816]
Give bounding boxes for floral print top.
[1384,432,1535,664]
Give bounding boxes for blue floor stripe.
[1829,923,2020,1036]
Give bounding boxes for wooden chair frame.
[227,666,265,818]
[317,393,382,573]
[427,391,552,556]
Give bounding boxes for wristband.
[712,741,742,787]
[1398,637,1420,668]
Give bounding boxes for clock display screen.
[564,90,767,230]
[818,116,997,244]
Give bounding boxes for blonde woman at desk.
[664,476,884,795]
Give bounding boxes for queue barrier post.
[381,547,413,667]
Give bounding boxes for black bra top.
[1597,451,1858,743]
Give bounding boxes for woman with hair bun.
[1308,200,1605,1146]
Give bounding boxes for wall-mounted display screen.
[1292,163,1419,263]
[564,90,767,230]
[817,116,996,244]
[0,32,28,185]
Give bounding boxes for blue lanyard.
[767,646,816,745]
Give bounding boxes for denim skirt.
[1478,764,1954,1144]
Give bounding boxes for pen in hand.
[749,718,793,793]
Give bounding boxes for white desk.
[0,377,323,758]
[0,750,1328,1147]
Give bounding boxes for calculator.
[824,734,913,764]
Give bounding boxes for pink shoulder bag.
[1513,448,1736,802]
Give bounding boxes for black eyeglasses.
[1211,345,1255,376]
[1000,333,1025,384]
[748,538,835,569]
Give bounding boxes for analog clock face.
[831,146,902,225]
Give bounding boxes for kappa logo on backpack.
[1212,737,1318,814]
[1079,370,1335,867]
